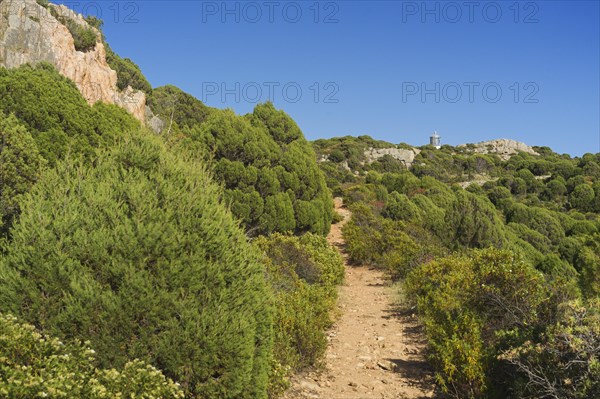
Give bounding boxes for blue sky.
[58,1,599,155]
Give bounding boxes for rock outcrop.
[363,147,421,168]
[459,139,538,160]
[0,0,147,124]
[146,106,166,133]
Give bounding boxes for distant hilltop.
[315,136,540,171]
[360,138,539,166]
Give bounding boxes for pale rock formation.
[459,139,539,160]
[146,106,166,133]
[363,147,421,168]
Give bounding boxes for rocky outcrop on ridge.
[363,147,421,168]
[459,139,539,160]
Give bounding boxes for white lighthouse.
[430,131,441,149]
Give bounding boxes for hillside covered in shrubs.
[316,135,600,398]
[1,3,598,399]
[0,54,339,399]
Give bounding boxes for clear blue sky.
[58,1,599,155]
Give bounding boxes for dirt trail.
[284,198,436,399]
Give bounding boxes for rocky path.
[284,198,436,399]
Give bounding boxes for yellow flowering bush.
[0,314,184,399]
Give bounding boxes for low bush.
[343,202,432,279]
[405,248,547,398]
[0,313,184,399]
[501,299,600,399]
[332,209,345,224]
[0,113,45,235]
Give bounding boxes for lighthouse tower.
[430,131,441,149]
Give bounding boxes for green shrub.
[383,191,421,222]
[574,234,600,297]
[342,202,390,265]
[508,222,553,253]
[506,203,566,245]
[105,44,153,95]
[343,202,425,279]
[380,172,421,196]
[260,192,296,234]
[69,23,97,52]
[372,154,407,173]
[50,7,98,52]
[445,190,508,249]
[332,209,344,224]
[328,148,345,163]
[298,232,345,286]
[405,248,547,398]
[178,103,332,236]
[0,64,139,165]
[487,185,512,205]
[342,184,378,205]
[570,183,595,211]
[407,194,444,235]
[0,313,184,399]
[543,178,568,201]
[148,85,211,129]
[0,113,46,234]
[0,130,273,399]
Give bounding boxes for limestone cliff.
[0,0,147,124]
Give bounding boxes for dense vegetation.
[148,85,213,129]
[0,130,273,398]
[0,63,139,165]
[0,53,340,397]
[315,135,600,398]
[148,87,333,236]
[0,63,139,236]
[0,113,45,234]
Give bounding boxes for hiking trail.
[284,198,436,399]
